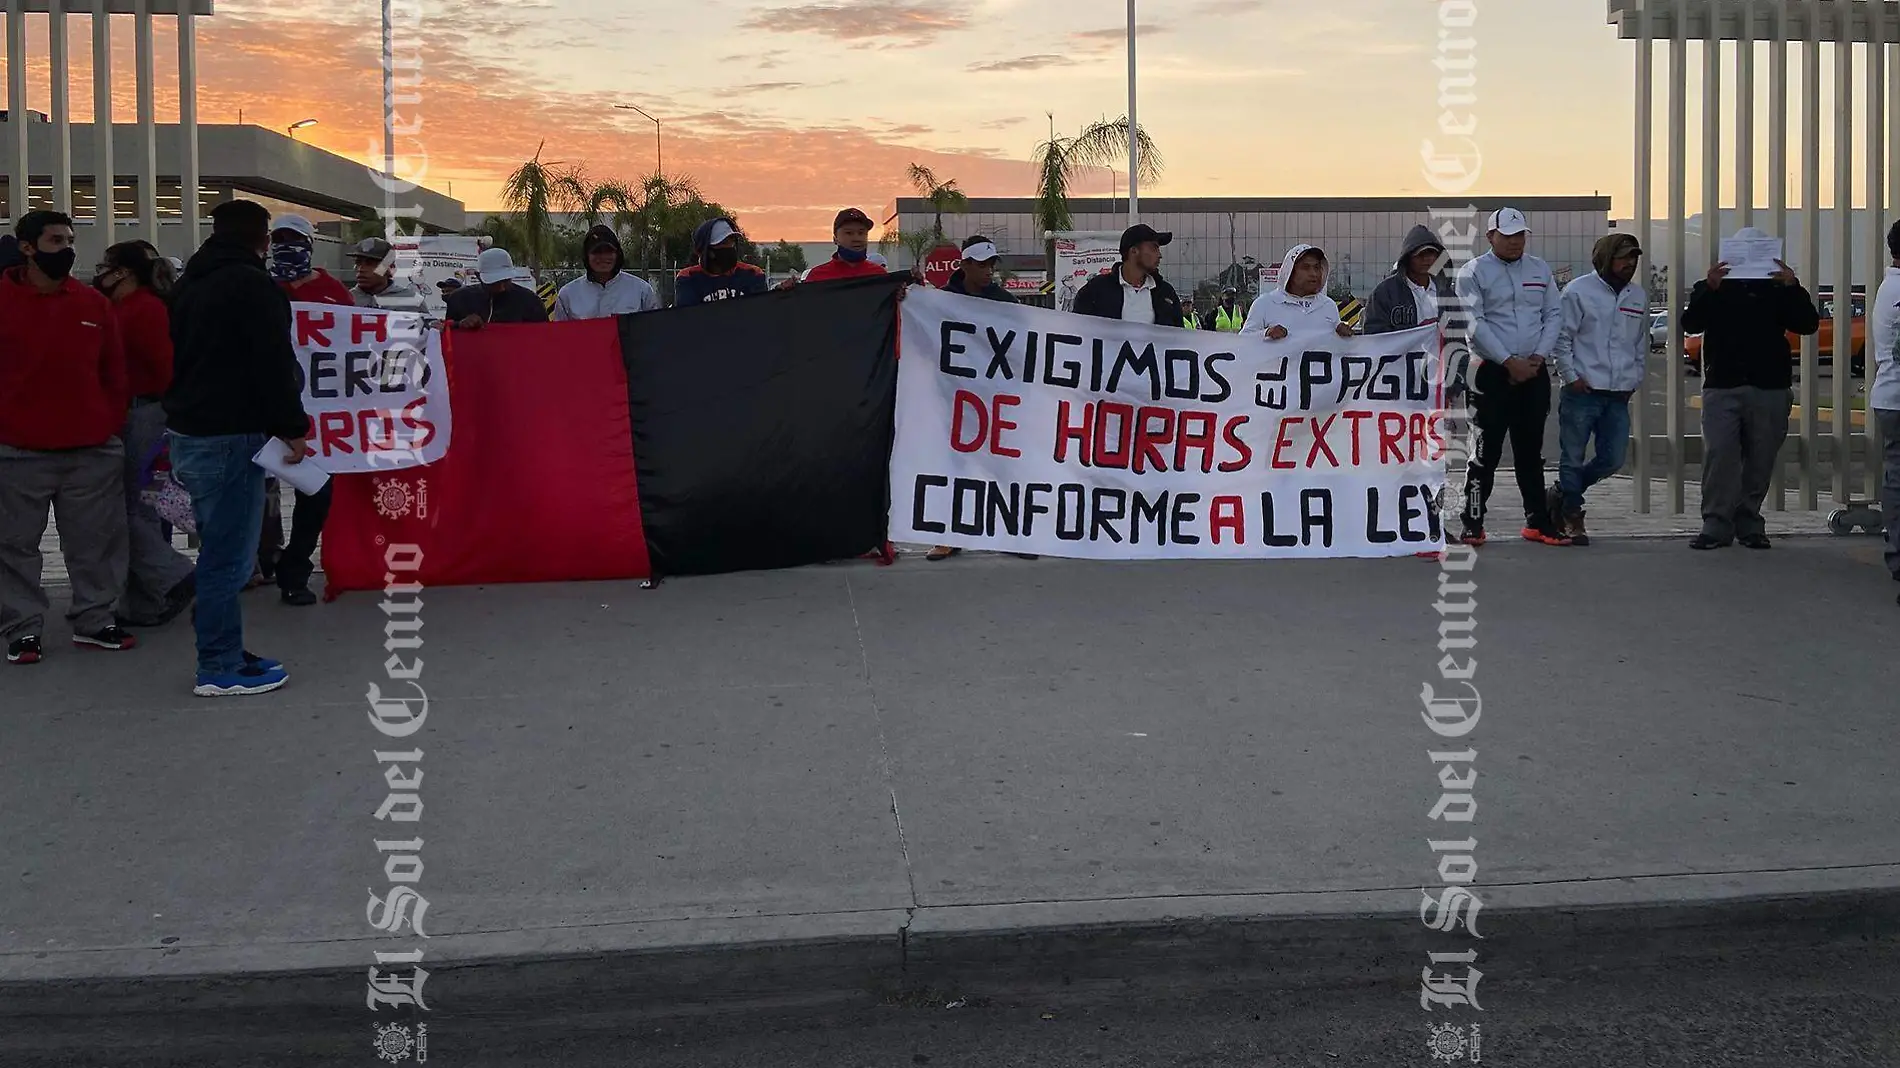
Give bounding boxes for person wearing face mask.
[267,215,354,307]
[1240,244,1356,341]
[94,241,197,627]
[805,208,891,282]
[445,247,551,327]
[0,210,135,665]
[674,217,769,306]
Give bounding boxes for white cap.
[705,219,737,246]
[960,240,1000,263]
[867,252,889,267]
[476,247,523,284]
[270,213,315,239]
[1487,207,1531,236]
[166,256,184,272]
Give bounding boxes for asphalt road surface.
[7,936,1896,1067]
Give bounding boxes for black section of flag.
[620,274,904,576]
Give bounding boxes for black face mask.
[33,247,77,281]
[706,247,739,273]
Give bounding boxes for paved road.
[5,934,1896,1066]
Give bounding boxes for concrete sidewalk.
[2,538,1897,1011]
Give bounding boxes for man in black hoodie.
[1072,225,1184,327]
[1365,225,1454,336]
[164,198,307,697]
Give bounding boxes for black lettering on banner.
[1338,355,1374,402]
[1299,351,1334,412]
[940,321,979,378]
[1170,492,1202,545]
[913,475,948,534]
[988,481,1022,536]
[1023,481,1053,536]
[310,351,340,399]
[1090,488,1127,543]
[1301,489,1335,547]
[1407,351,1432,401]
[1044,333,1084,389]
[1366,486,1399,544]
[1023,331,1039,382]
[1163,349,1201,400]
[1254,355,1290,410]
[345,350,376,398]
[951,478,986,535]
[1261,491,1298,546]
[984,327,1019,381]
[1107,341,1161,400]
[1089,338,1107,393]
[1367,353,1402,402]
[1421,483,1445,540]
[1204,353,1234,404]
[1398,483,1439,542]
[1055,484,1087,542]
[1131,491,1169,545]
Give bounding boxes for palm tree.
[1030,115,1162,237]
[905,163,970,245]
[497,141,586,272]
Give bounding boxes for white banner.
[891,288,1449,559]
[1052,232,1122,314]
[291,302,451,472]
[395,235,485,319]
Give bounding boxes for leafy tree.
[905,163,969,245]
[764,239,808,273]
[497,142,589,273]
[1030,115,1162,236]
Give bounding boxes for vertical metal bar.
[1738,0,1756,229]
[48,0,70,216]
[178,4,199,251]
[5,0,26,226]
[1670,1,1690,515]
[1770,0,1791,507]
[134,0,155,244]
[1126,0,1139,224]
[91,0,114,250]
[1869,0,1888,501]
[1833,10,1854,506]
[1635,0,1656,513]
[1801,0,1822,510]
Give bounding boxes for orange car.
[1682,291,1864,377]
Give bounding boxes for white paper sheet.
[253,440,332,495]
[1718,237,1784,280]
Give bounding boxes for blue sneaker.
[243,651,283,673]
[194,662,289,697]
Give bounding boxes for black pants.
[260,481,332,592]
[1461,360,1553,531]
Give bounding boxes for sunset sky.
[4,1,1864,238]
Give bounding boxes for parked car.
[1649,310,1671,352]
[1681,290,1863,377]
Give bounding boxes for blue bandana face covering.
[837,245,868,263]
[269,242,313,281]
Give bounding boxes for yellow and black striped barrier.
[1337,296,1365,329]
[536,281,558,314]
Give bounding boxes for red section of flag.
[321,320,649,594]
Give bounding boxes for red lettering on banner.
[1378,412,1407,464]
[360,410,397,453]
[1426,412,1446,459]
[1305,413,1340,469]
[351,311,389,345]
[1270,417,1301,470]
[1342,410,1373,466]
[990,394,1022,458]
[1054,400,1093,465]
[1133,406,1175,474]
[1408,412,1430,463]
[1217,415,1253,473]
[1176,411,1217,473]
[400,398,438,451]
[318,410,355,456]
[1210,495,1245,544]
[1094,401,1134,470]
[296,308,336,347]
[951,390,988,453]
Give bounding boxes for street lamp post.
[614,103,664,178]
[287,117,318,138]
[1126,0,1138,224]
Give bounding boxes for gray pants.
[1700,386,1791,542]
[118,403,196,621]
[0,440,129,639]
[1880,408,1900,579]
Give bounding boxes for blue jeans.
[168,432,268,675]
[1557,389,1631,513]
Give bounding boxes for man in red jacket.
[0,211,135,664]
[804,208,891,282]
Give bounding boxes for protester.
[1453,207,1567,547]
[805,208,889,282]
[1209,286,1246,332]
[446,248,549,327]
[1874,222,1900,602]
[1241,244,1355,340]
[0,210,134,664]
[0,232,20,271]
[1545,233,1648,547]
[267,214,354,306]
[1365,225,1453,335]
[1072,224,1185,326]
[94,240,196,626]
[674,218,769,306]
[1680,227,1819,551]
[555,225,660,320]
[165,199,305,695]
[348,237,422,310]
[1180,297,1203,330]
[928,235,1019,563]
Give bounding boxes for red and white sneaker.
[1520,524,1572,547]
[7,635,43,664]
[72,625,138,651]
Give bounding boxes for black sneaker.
[72,625,137,651]
[280,587,318,607]
[1688,534,1730,551]
[1739,533,1772,550]
[6,635,43,664]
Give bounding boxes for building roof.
[897,195,1615,216]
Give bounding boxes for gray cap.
[352,237,393,262]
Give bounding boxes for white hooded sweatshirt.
[1240,244,1343,338]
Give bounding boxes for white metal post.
[1832,9,1853,505]
[48,0,70,215]
[1770,0,1791,508]
[1738,0,1755,229]
[1800,0,1822,510]
[1126,0,1138,224]
[1669,5,1689,513]
[134,0,156,243]
[5,0,26,226]
[1635,0,1655,512]
[381,0,394,189]
[178,3,199,252]
[1868,0,1887,500]
[91,0,114,249]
